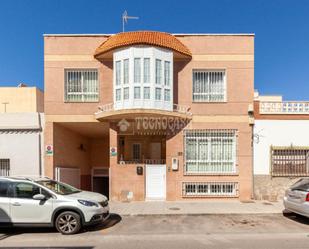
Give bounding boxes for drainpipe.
[249,103,255,200]
[38,112,43,177]
[251,124,254,200]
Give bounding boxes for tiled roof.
[94,31,192,58]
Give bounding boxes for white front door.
[146,164,166,200]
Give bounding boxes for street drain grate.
[262,202,273,205]
[169,207,181,211]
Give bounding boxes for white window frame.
[143,58,150,83]
[115,61,122,85]
[64,69,99,102]
[192,70,226,102]
[123,59,129,84]
[134,58,141,83]
[116,89,121,101]
[113,47,173,111]
[123,87,129,100]
[155,88,162,100]
[134,86,141,99]
[164,89,170,101]
[144,87,150,99]
[164,61,170,86]
[184,129,237,174]
[155,59,162,84]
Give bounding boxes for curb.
[112,212,284,217]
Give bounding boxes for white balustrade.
[96,103,192,116]
[260,101,309,114]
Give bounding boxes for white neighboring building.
[0,84,44,177]
[254,91,309,201]
[254,120,309,175]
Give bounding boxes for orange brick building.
[44,31,254,201]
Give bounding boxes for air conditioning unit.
[172,157,178,171]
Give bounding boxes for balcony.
[95,103,192,121]
[259,101,309,114]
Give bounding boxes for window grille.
[65,69,98,102]
[192,70,226,102]
[184,129,237,174]
[271,147,309,176]
[132,144,141,160]
[134,58,141,83]
[0,159,10,176]
[183,182,238,197]
[155,59,162,84]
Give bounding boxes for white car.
[283,178,309,218]
[0,176,110,234]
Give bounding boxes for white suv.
[0,177,110,234]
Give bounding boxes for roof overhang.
[94,31,192,60]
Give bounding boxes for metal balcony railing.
[260,101,309,114]
[118,159,166,165]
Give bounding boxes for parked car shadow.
[282,209,309,225]
[0,213,122,238]
[84,213,122,232]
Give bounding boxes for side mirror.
[33,194,46,201]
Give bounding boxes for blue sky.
[0,0,308,100]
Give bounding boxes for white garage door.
[146,164,166,200]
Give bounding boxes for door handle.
[12,202,21,206]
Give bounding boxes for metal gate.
[55,167,81,188]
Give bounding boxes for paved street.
[1,213,309,249]
[109,200,284,215]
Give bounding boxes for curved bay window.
[113,46,173,111]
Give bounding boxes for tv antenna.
[122,10,139,32]
[2,102,9,113]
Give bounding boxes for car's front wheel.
[55,211,81,235]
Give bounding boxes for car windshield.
[36,180,81,195]
[291,178,309,191]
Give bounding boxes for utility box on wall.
[172,157,178,171]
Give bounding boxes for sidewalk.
[109,200,285,216]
